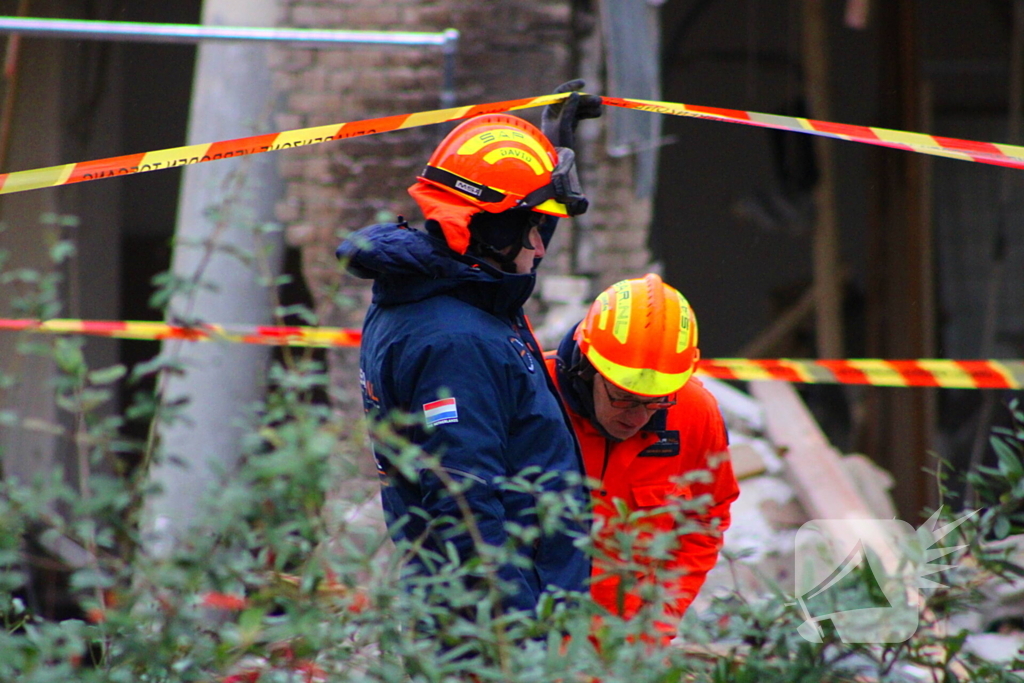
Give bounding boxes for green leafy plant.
[3,212,1024,682]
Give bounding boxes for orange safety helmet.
[419,114,574,216]
[575,273,700,397]
[409,114,587,254]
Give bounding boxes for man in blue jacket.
[336,86,601,615]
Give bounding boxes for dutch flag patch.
[423,397,458,427]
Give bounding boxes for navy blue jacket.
[336,221,589,613]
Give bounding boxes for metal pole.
[440,28,459,109]
[0,16,457,49]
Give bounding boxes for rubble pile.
[699,377,1024,672]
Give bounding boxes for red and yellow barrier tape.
[0,93,569,195]
[601,97,1024,169]
[3,318,1022,389]
[698,358,1024,389]
[0,318,360,348]
[5,93,1024,195]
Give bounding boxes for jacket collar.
[336,221,535,318]
[555,325,589,418]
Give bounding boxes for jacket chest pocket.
[631,482,692,509]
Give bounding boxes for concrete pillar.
[147,0,283,547]
[0,36,62,483]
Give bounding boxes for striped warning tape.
[2,318,1022,389]
[698,358,1024,389]
[4,92,1024,196]
[0,93,569,195]
[0,318,361,347]
[601,97,1024,169]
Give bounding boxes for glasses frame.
[597,376,677,411]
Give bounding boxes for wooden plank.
[729,442,768,480]
[842,453,899,521]
[749,380,869,520]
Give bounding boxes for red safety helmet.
[408,114,587,254]
[576,274,700,397]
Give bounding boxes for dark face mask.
[469,208,535,250]
[467,209,544,272]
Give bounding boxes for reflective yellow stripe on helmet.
[482,147,546,174]
[676,290,695,353]
[586,341,696,397]
[456,128,555,171]
[611,281,632,344]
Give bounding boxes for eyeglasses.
[598,377,676,411]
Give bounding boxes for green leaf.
[1,268,39,284]
[57,388,111,413]
[88,365,127,386]
[238,606,265,643]
[52,339,86,376]
[274,304,318,325]
[993,435,1024,482]
[129,354,184,382]
[995,515,1012,540]
[69,568,114,591]
[49,240,76,264]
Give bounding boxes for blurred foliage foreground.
[1,215,1024,682]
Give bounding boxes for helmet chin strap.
[470,238,521,273]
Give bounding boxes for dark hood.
[336,221,536,318]
[554,323,590,418]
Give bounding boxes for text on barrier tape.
[0,93,570,194]
[2,319,1022,389]
[5,93,1024,196]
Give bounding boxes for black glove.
[541,79,603,151]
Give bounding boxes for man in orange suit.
[545,273,739,640]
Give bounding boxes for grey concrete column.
[0,38,62,483]
[147,0,283,549]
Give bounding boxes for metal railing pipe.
[0,16,457,48]
[0,16,459,107]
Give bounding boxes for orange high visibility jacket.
[545,351,739,623]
